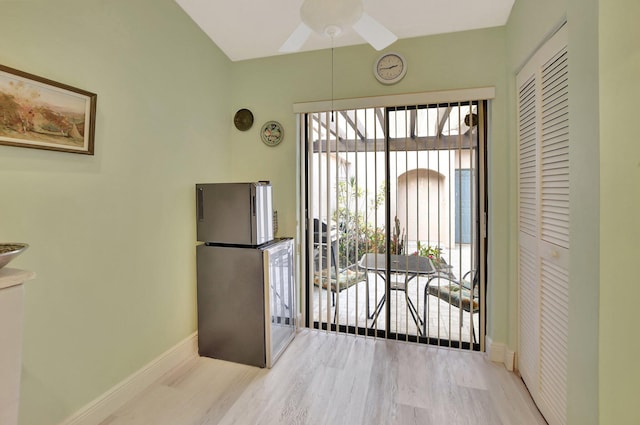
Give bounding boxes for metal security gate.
[303,100,486,350]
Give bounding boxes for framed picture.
[0,64,97,155]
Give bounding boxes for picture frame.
[0,64,97,155]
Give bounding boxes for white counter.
[0,268,35,425]
[0,268,35,290]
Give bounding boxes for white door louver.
[517,24,569,425]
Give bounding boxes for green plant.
[330,179,414,265]
[364,227,386,254]
[390,216,406,255]
[332,177,381,268]
[415,241,443,264]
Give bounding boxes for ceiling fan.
[279,0,398,53]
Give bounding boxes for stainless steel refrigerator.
[195,182,295,368]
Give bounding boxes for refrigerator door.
[263,238,296,367]
[196,182,273,245]
[255,183,274,246]
[196,244,267,367]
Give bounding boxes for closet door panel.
[517,24,569,425]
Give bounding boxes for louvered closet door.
[517,72,540,391]
[517,24,569,425]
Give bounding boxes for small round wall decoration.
[260,121,284,147]
[234,108,254,131]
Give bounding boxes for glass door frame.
[297,97,488,352]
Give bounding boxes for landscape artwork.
[0,64,96,155]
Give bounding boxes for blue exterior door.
[455,169,472,244]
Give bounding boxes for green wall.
[599,1,640,423]
[0,1,232,424]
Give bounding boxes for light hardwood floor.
[100,329,546,425]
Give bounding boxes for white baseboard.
[58,332,198,425]
[504,348,516,372]
[485,336,516,371]
[486,336,504,363]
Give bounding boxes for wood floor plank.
[103,329,546,425]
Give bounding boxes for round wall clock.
[374,52,407,85]
[234,108,254,131]
[260,121,284,146]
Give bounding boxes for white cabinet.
[0,268,35,425]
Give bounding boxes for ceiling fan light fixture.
[300,0,363,37]
[324,25,342,38]
[279,0,397,53]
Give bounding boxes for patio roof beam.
[339,111,366,141]
[437,106,453,136]
[312,133,476,153]
[375,108,386,136]
[410,109,417,139]
[311,113,343,141]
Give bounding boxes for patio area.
[311,244,480,347]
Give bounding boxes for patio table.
[358,253,435,335]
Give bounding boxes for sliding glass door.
[304,101,485,350]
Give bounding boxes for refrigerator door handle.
[252,194,256,217]
[197,187,204,221]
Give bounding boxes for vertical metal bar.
[446,103,453,348]
[371,107,377,337]
[327,111,335,329]
[301,113,306,327]
[383,107,390,339]
[424,105,431,342]
[334,111,340,328]
[349,110,355,332]
[412,105,419,340]
[471,102,478,348]
[313,113,319,327]
[479,100,487,352]
[308,113,314,326]
[414,106,421,339]
[393,107,397,340]
[354,108,361,333]
[372,109,377,337]
[315,112,329,328]
[456,103,464,346]
[468,102,476,348]
[438,103,444,346]
[364,109,370,337]
[315,113,323,328]
[387,107,393,338]
[403,106,410,339]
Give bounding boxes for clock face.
[374,53,407,84]
[260,121,284,146]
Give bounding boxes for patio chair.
[312,219,339,305]
[312,219,366,321]
[312,264,366,299]
[423,269,479,342]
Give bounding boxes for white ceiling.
[175,0,515,62]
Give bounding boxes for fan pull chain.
[331,44,335,122]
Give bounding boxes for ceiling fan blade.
[279,22,313,53]
[352,12,398,51]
